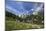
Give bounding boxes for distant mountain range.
[5,7,44,18]
[5,1,44,18]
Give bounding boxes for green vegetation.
[5,11,44,31]
[5,21,32,31]
[5,20,44,31]
[6,21,44,31]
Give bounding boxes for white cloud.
[31,9,34,11]
[33,3,43,15]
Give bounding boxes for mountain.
[5,1,44,18]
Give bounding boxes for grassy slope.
[5,17,44,31]
[6,21,44,31]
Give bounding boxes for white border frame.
[0,0,45,31]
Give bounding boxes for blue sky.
[5,0,44,16]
